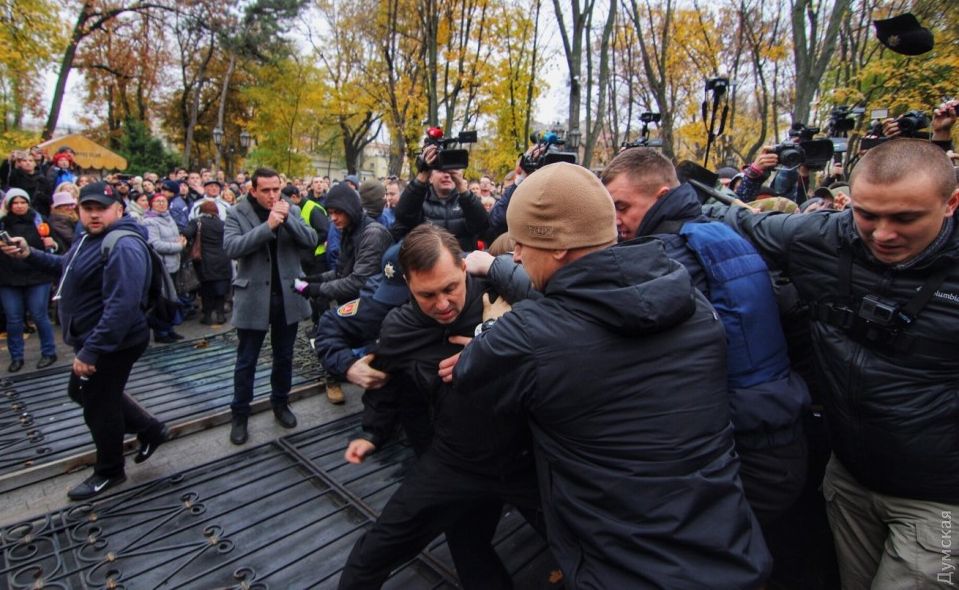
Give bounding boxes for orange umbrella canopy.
[37,134,128,171]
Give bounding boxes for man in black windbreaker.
[451,162,771,589]
[708,138,959,589]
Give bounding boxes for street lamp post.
[212,127,224,174]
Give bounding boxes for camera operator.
[880,99,957,153]
[736,146,810,204]
[391,144,489,251]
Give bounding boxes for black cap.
[78,182,121,206]
[281,184,300,198]
[204,179,223,188]
[161,180,180,193]
[874,13,934,56]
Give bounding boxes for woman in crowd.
[48,192,79,248]
[142,192,186,343]
[0,189,59,371]
[126,191,149,224]
[182,200,232,325]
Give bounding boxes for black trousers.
[67,340,163,477]
[338,453,544,590]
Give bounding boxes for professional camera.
[519,130,578,173]
[860,109,930,150]
[826,106,865,136]
[788,122,821,142]
[705,77,730,94]
[422,127,477,171]
[773,139,835,170]
[622,112,663,149]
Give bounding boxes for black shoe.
[67,472,126,501]
[171,332,185,340]
[213,311,226,324]
[134,425,170,464]
[200,313,214,325]
[36,355,57,369]
[8,359,23,373]
[273,404,297,429]
[154,334,177,344]
[230,415,248,445]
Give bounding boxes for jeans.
[67,340,162,477]
[231,293,300,416]
[0,284,57,360]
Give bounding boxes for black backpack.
[100,229,180,325]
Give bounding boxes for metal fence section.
[0,415,557,589]
[0,331,325,493]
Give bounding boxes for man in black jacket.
[451,162,771,589]
[709,138,959,589]
[337,225,542,590]
[392,144,489,251]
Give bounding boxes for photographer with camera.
[879,99,957,153]
[735,145,807,203]
[392,142,489,252]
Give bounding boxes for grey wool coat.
[224,197,318,330]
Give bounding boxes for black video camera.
[622,112,663,149]
[423,127,477,171]
[705,77,729,94]
[827,106,865,136]
[773,139,835,170]
[519,131,578,173]
[788,122,821,142]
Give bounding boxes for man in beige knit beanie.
[505,162,618,288]
[452,160,772,587]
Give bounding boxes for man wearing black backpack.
[0,181,169,501]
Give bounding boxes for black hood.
[636,183,704,237]
[544,238,697,336]
[324,184,363,228]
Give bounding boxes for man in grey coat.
[223,167,318,445]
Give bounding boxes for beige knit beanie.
[507,162,617,249]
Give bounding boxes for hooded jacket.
[713,206,959,503]
[0,209,60,286]
[454,239,771,589]
[318,185,392,302]
[29,216,150,364]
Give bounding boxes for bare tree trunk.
[582,0,616,169]
[790,0,850,124]
[214,52,237,173]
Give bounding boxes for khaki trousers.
[823,454,957,589]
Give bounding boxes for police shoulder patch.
[337,299,360,317]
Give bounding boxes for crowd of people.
[0,97,957,589]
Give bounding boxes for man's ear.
[552,249,569,262]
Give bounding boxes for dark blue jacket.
[636,184,810,447]
[30,216,150,364]
[455,239,771,589]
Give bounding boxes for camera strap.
[816,246,955,358]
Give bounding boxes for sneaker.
[68,472,126,501]
[36,355,57,369]
[326,381,345,405]
[8,359,23,373]
[134,425,170,464]
[230,414,248,445]
[273,404,297,429]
